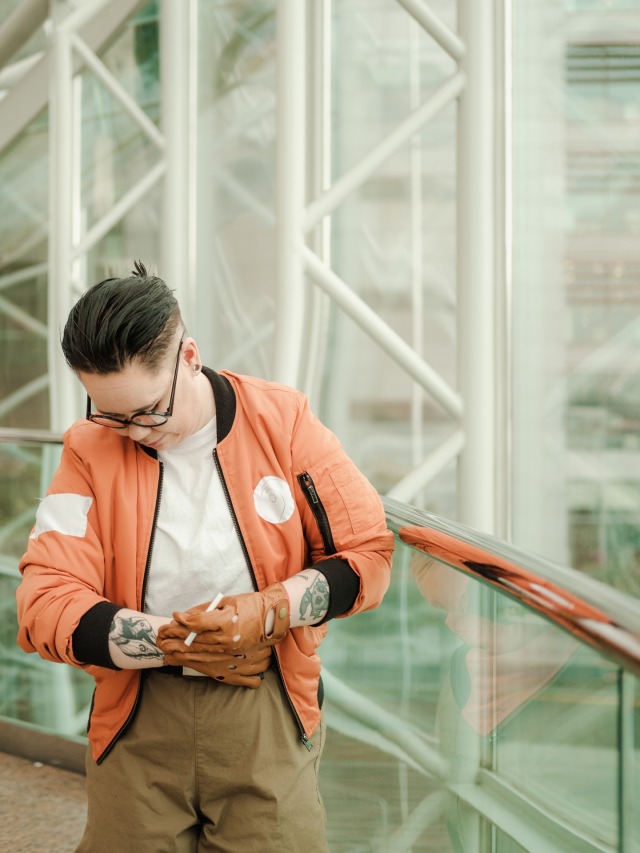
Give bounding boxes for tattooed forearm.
[109,613,164,661]
[299,574,330,622]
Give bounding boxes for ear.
[182,336,202,372]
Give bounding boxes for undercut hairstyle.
[61,261,184,375]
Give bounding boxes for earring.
[193,363,201,373]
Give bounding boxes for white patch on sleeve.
[30,493,93,540]
[253,476,294,524]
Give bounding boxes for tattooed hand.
[298,572,330,622]
[109,612,164,663]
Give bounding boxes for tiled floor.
[0,752,87,852]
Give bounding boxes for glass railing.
[320,498,640,852]
[0,431,92,765]
[2,433,640,851]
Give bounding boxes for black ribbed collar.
[202,367,236,443]
[139,367,236,459]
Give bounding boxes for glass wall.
[511,1,640,592]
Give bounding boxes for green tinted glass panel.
[0,441,93,736]
[321,533,636,851]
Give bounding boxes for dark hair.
[61,261,183,374]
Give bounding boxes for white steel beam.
[0,0,144,154]
[495,0,512,541]
[160,0,196,319]
[48,5,77,431]
[395,0,466,62]
[386,429,466,503]
[372,792,447,853]
[0,375,49,419]
[0,262,48,291]
[274,0,307,386]
[457,0,497,533]
[303,247,463,420]
[73,162,167,258]
[0,296,48,337]
[302,0,333,405]
[70,33,165,149]
[0,0,48,69]
[304,71,466,232]
[620,671,635,851]
[409,16,426,486]
[0,52,42,92]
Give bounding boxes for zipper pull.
[302,474,319,504]
[301,734,314,751]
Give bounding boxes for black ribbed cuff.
[72,601,122,670]
[314,557,361,623]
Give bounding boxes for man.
[16,262,394,852]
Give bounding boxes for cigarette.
[184,593,224,646]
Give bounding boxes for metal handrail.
[384,495,640,677]
[0,428,64,444]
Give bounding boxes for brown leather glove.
[163,583,291,655]
[157,628,272,689]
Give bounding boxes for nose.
[126,423,153,442]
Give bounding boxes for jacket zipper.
[97,460,165,764]
[213,449,313,751]
[297,472,336,555]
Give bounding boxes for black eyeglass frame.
[85,335,185,429]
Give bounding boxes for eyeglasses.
[86,335,184,429]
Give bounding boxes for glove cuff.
[262,582,290,642]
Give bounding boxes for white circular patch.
[253,476,295,524]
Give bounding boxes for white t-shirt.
[143,416,254,618]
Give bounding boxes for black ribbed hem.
[72,601,122,670]
[314,557,361,623]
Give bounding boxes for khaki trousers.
[76,668,328,853]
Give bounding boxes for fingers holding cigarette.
[183,592,223,646]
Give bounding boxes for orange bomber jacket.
[16,369,394,762]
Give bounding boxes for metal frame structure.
[0,0,508,533]
[274,0,505,536]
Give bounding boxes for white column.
[48,2,79,431]
[273,0,306,387]
[457,0,497,534]
[160,0,196,321]
[303,0,332,405]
